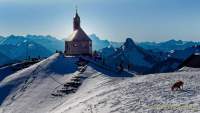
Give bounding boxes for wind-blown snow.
[0,53,200,113]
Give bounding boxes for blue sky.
[0,0,200,42]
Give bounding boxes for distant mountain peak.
[89,34,111,50]
[123,38,136,50]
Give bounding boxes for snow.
[51,67,200,113]
[178,67,200,72]
[1,53,200,113]
[195,53,200,55]
[0,53,78,113]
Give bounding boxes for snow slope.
[50,67,200,113]
[0,53,78,113]
[1,53,200,113]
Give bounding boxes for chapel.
[65,8,92,56]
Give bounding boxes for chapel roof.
[66,28,91,41]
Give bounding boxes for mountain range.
[0,35,65,66]
[89,34,200,52]
[0,34,199,68]
[99,38,200,73]
[139,39,200,52]
[103,38,160,73]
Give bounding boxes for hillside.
[0,53,200,113]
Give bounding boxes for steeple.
[75,6,78,16]
[73,6,80,31]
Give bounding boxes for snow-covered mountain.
[168,45,200,60]
[0,53,200,113]
[89,35,200,52]
[99,46,116,58]
[139,39,200,52]
[0,35,64,52]
[89,34,124,50]
[0,34,199,73]
[26,35,64,52]
[98,38,200,73]
[0,35,64,63]
[104,38,160,73]
[89,34,111,50]
[0,40,52,61]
